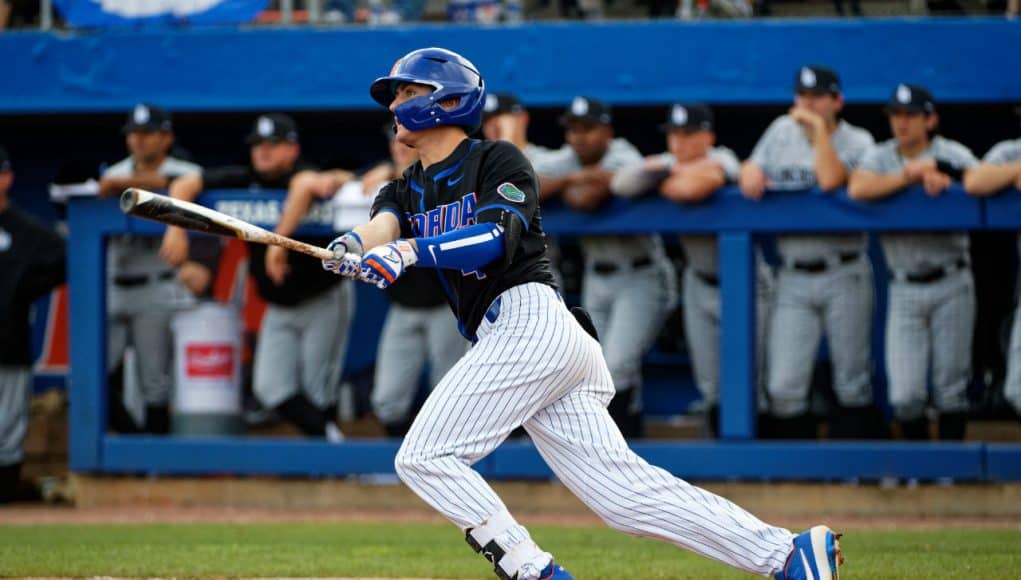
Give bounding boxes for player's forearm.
[660,170,725,203]
[413,222,505,270]
[963,162,1021,196]
[353,212,401,251]
[167,173,204,202]
[611,165,665,198]
[538,175,570,200]
[275,178,318,236]
[813,139,849,192]
[847,170,909,200]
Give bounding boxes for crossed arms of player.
[321,209,515,288]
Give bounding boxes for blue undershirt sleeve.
[414,222,505,271]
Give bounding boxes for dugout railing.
[66,185,1021,482]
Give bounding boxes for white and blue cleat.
[774,525,843,580]
[538,562,574,580]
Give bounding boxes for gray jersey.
[533,138,654,262]
[104,156,202,277]
[522,142,551,165]
[750,116,875,262]
[610,146,741,274]
[983,138,1021,165]
[611,146,740,198]
[860,136,978,272]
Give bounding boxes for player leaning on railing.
[320,46,843,580]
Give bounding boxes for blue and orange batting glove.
[359,239,418,289]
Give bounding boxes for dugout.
[3,17,1021,481]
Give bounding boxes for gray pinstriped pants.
[1005,302,1021,415]
[582,259,676,396]
[394,283,794,577]
[767,258,874,418]
[683,266,772,408]
[885,270,975,420]
[253,281,354,410]
[372,303,468,426]
[0,367,30,466]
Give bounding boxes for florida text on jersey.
[370,139,557,339]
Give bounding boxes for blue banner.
[53,0,269,28]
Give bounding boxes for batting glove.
[322,232,364,277]
[359,239,418,289]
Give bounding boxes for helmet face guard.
[370,47,486,132]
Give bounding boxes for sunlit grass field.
[2,522,1019,579]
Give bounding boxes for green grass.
[1,522,1019,579]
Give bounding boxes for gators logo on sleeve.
[496,182,526,203]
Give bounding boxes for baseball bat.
[120,188,334,260]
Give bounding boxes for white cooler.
[171,301,243,436]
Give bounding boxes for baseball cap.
[0,146,10,173]
[885,83,936,114]
[482,93,525,119]
[122,104,173,133]
[660,103,714,132]
[794,66,841,95]
[246,113,300,145]
[558,96,613,126]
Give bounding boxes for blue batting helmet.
[370,47,486,132]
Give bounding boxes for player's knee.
[393,447,433,484]
[590,502,644,535]
[393,449,415,482]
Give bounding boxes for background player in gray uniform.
[740,66,879,439]
[533,96,674,437]
[161,114,351,442]
[99,104,202,433]
[612,103,770,436]
[965,133,1021,417]
[321,46,842,580]
[0,146,66,502]
[849,84,979,440]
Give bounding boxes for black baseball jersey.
[371,138,557,339]
[0,205,66,366]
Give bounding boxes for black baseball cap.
[558,96,612,126]
[122,103,173,133]
[482,93,525,119]
[246,113,300,145]
[794,66,841,95]
[0,146,10,173]
[885,83,936,114]
[660,103,714,132]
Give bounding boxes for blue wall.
[65,185,1021,479]
[2,18,1020,113]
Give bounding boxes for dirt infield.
[3,504,1021,531]
[4,476,1021,531]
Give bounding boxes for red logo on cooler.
[185,344,234,378]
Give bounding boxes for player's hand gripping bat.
[120,188,335,260]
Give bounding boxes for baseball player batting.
[321,47,843,580]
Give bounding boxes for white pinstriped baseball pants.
[394,283,794,576]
